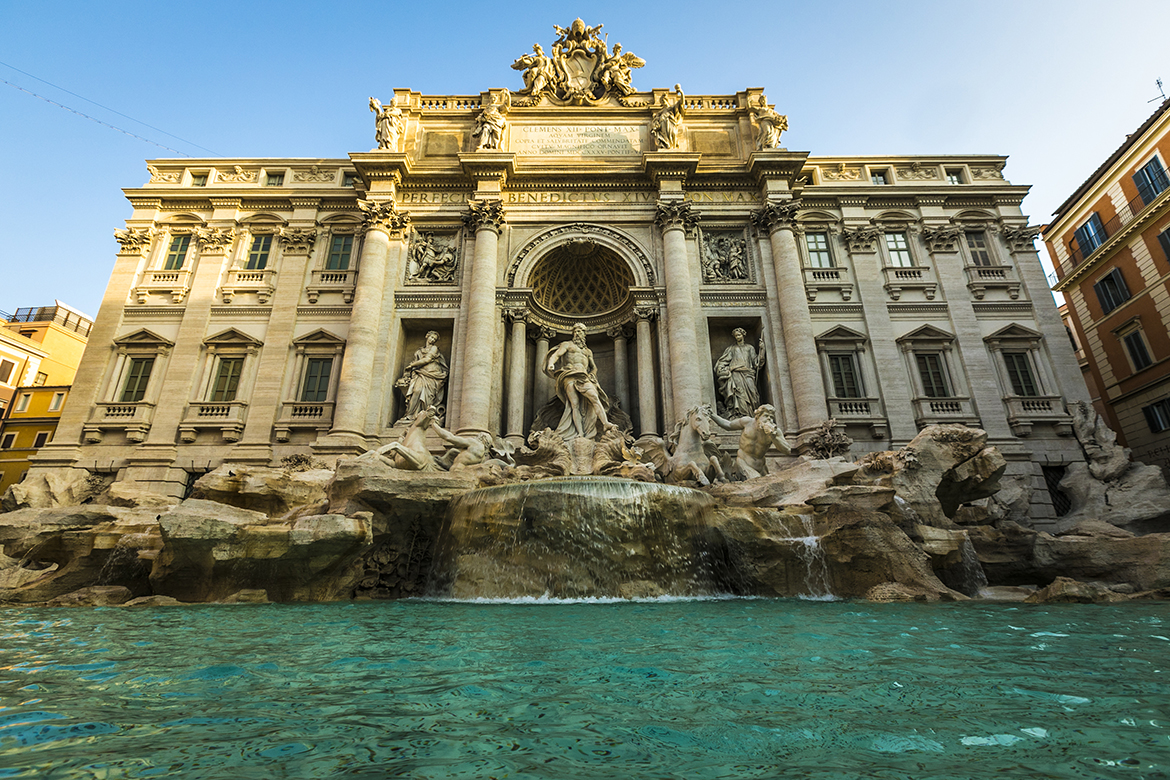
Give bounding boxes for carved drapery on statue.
[650,86,686,151]
[369,97,404,152]
[395,331,449,425]
[714,328,765,419]
[750,95,788,150]
[531,323,632,443]
[701,230,751,282]
[511,18,646,106]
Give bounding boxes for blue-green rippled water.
[1,599,1169,779]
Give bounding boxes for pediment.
[204,327,263,347]
[292,328,345,346]
[897,324,955,344]
[113,328,174,347]
[816,325,868,343]
[985,323,1042,341]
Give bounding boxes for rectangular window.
[48,392,65,411]
[946,169,964,184]
[163,235,190,270]
[1123,330,1153,371]
[0,434,14,449]
[246,235,273,270]
[265,172,284,187]
[828,353,863,398]
[1093,268,1131,314]
[33,431,50,448]
[120,357,155,402]
[804,232,833,268]
[342,172,356,187]
[33,372,47,387]
[966,231,993,266]
[300,357,333,402]
[1143,398,1170,433]
[326,235,354,270]
[915,353,951,398]
[885,232,913,267]
[1073,213,1107,256]
[1157,229,1170,262]
[14,393,31,413]
[870,169,889,186]
[210,358,244,402]
[0,359,13,384]
[1003,352,1039,396]
[190,173,208,187]
[1133,157,1170,206]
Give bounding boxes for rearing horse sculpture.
[641,406,726,486]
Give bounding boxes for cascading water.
[790,515,832,600]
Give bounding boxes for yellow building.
[0,386,71,492]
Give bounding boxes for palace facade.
[31,21,1089,525]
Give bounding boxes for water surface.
[1,599,1169,779]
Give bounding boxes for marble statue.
[473,103,508,151]
[750,97,788,150]
[376,408,438,471]
[544,323,610,442]
[714,328,765,418]
[435,427,495,471]
[511,20,645,104]
[369,97,404,152]
[708,404,791,479]
[395,331,448,422]
[651,85,686,150]
[595,43,644,97]
[512,44,557,96]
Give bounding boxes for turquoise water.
[1,599,1169,779]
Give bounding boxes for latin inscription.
[512,125,645,156]
[398,190,761,205]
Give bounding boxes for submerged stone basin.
[433,477,718,599]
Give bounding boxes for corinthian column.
[753,200,826,431]
[608,324,631,414]
[634,306,659,436]
[329,200,409,440]
[505,308,528,445]
[458,199,506,435]
[654,201,702,419]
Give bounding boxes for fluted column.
[608,324,630,414]
[505,308,528,444]
[533,326,553,414]
[635,306,659,436]
[330,200,409,439]
[655,201,702,419]
[458,199,506,435]
[754,200,826,431]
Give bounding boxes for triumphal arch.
[35,19,1089,521]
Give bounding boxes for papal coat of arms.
[511,18,646,106]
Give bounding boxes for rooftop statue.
[750,95,788,150]
[651,85,687,151]
[511,18,645,105]
[369,97,404,152]
[473,102,508,151]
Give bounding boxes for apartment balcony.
[133,269,191,304]
[965,264,1020,300]
[83,402,155,443]
[882,265,936,301]
[179,401,248,443]
[802,266,853,301]
[827,397,887,439]
[221,268,277,304]
[911,396,979,428]
[274,401,334,442]
[1052,183,1170,287]
[306,269,356,304]
[1004,395,1073,437]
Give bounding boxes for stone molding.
[114,227,153,254]
[841,226,881,253]
[508,223,655,287]
[194,227,235,253]
[922,226,964,254]
[1000,224,1042,254]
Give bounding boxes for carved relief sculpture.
[473,102,508,151]
[218,165,257,183]
[651,85,686,151]
[750,96,788,150]
[369,97,404,152]
[714,328,765,418]
[595,43,645,97]
[702,231,750,282]
[407,230,459,283]
[395,330,449,424]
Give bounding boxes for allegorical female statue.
[396,331,448,421]
[651,84,686,150]
[369,97,404,152]
[714,327,765,419]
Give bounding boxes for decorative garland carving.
[358,199,411,235]
[654,200,699,232]
[293,166,336,183]
[895,162,940,180]
[462,199,507,234]
[508,223,655,286]
[218,166,258,183]
[147,165,180,183]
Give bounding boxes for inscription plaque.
[511,124,645,156]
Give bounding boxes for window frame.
[945,168,964,184]
[1093,267,1131,315]
[1133,156,1169,207]
[48,392,66,412]
[0,359,14,385]
[245,234,274,270]
[300,356,334,402]
[326,234,354,271]
[0,433,14,449]
[827,352,864,398]
[210,357,245,402]
[120,356,156,402]
[915,352,952,398]
[1074,213,1107,256]
[162,234,192,271]
[32,431,50,448]
[964,230,995,267]
[265,171,284,187]
[14,393,31,413]
[883,231,914,267]
[1143,398,1170,433]
[1119,323,1154,373]
[870,168,890,186]
[1002,351,1040,397]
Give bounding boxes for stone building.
[1046,99,1170,474]
[32,20,1087,524]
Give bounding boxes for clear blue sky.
[3,0,1169,318]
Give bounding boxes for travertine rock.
[1057,462,1170,535]
[1024,576,1129,603]
[2,468,108,512]
[49,585,133,606]
[192,465,333,518]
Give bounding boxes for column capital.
[921,225,964,254]
[751,199,803,234]
[1000,223,1042,254]
[358,199,411,236]
[277,227,318,254]
[114,227,154,255]
[463,199,507,234]
[606,325,632,340]
[842,225,881,253]
[504,307,529,324]
[654,200,699,233]
[634,305,659,322]
[193,226,236,254]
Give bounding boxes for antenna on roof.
[1149,78,1166,103]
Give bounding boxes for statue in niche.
[595,43,645,97]
[708,404,791,479]
[395,331,448,424]
[408,232,458,283]
[542,323,611,442]
[512,44,558,96]
[750,97,788,150]
[369,97,404,152]
[702,232,749,281]
[473,102,508,151]
[651,85,686,150]
[714,328,765,419]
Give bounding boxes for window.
[163,235,191,270]
[0,434,13,449]
[49,392,65,411]
[915,353,951,397]
[1157,229,1170,262]
[0,360,13,384]
[326,235,354,270]
[265,172,284,187]
[1074,213,1107,256]
[946,169,964,184]
[1143,398,1170,433]
[14,393,31,412]
[342,172,356,187]
[885,232,913,267]
[828,353,863,398]
[1093,268,1131,314]
[246,235,273,270]
[1002,352,1039,396]
[965,231,993,266]
[210,358,244,402]
[300,357,333,402]
[33,372,47,387]
[1122,329,1153,371]
[804,232,833,268]
[1133,157,1169,206]
[870,169,890,186]
[190,173,208,187]
[32,431,50,448]
[120,357,155,402]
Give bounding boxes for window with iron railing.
[1134,157,1170,207]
